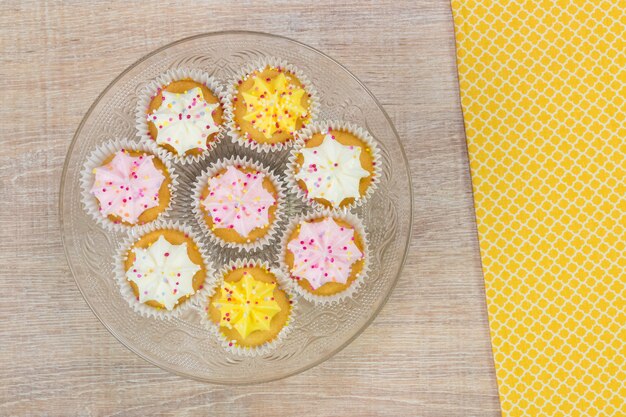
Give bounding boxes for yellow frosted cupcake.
[206,260,294,353]
[227,60,317,151]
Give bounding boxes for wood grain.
[0,1,501,415]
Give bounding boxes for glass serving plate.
[60,31,412,384]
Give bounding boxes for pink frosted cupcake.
[81,139,176,231]
[280,210,369,304]
[192,157,285,251]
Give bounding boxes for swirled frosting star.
[90,150,165,224]
[287,217,364,290]
[202,166,276,237]
[148,87,220,155]
[295,134,370,207]
[241,72,307,138]
[126,235,201,310]
[213,272,282,339]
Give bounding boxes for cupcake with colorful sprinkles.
[203,259,295,354]
[287,121,381,210]
[136,68,225,164]
[192,156,285,251]
[115,221,213,319]
[81,139,176,232]
[281,210,369,304]
[225,58,318,152]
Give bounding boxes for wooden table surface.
[0,1,501,416]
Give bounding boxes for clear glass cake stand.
[59,31,412,384]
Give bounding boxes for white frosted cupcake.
[115,221,214,319]
[136,68,225,164]
[287,121,381,210]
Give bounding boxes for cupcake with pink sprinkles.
[81,139,177,232]
[192,156,285,252]
[280,210,369,304]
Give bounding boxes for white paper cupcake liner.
[223,56,320,153]
[199,258,298,356]
[286,120,382,212]
[114,220,216,320]
[135,68,227,165]
[80,138,178,234]
[191,156,286,252]
[278,209,370,305]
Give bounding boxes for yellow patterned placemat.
[450,1,625,415]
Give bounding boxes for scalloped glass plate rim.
[59,31,413,384]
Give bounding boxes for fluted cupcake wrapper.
[199,258,298,357]
[135,68,227,165]
[286,120,382,212]
[191,155,286,253]
[278,209,370,305]
[113,220,216,320]
[223,56,320,153]
[80,138,178,234]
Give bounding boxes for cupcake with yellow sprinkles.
[115,221,214,319]
[280,210,369,304]
[191,156,285,252]
[136,68,226,164]
[287,120,381,211]
[81,138,177,233]
[203,259,296,355]
[225,58,319,152]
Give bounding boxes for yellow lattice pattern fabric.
[451,1,626,415]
